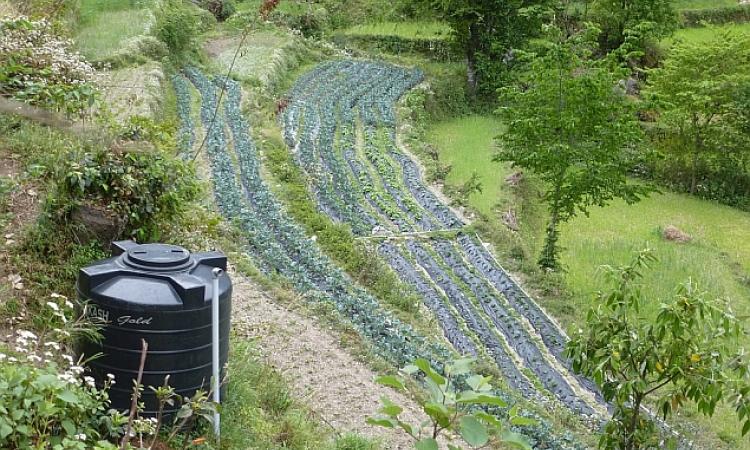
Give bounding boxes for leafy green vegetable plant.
[368,358,535,450]
[566,250,750,449]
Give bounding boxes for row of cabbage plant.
[280,60,606,422]
[175,65,589,449]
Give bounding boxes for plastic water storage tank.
[77,240,231,414]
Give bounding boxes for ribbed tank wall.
[77,241,232,415]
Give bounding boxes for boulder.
[662,225,692,243]
[71,203,122,244]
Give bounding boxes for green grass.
[342,21,450,40]
[673,0,737,10]
[75,0,153,61]
[427,115,509,217]
[558,193,750,328]
[425,113,750,449]
[666,22,750,45]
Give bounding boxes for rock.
[662,225,692,243]
[505,171,523,187]
[502,209,520,232]
[71,203,122,244]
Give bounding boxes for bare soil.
[231,273,441,449]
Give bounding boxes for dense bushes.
[199,0,236,21]
[54,142,201,241]
[153,0,199,56]
[332,34,454,60]
[681,5,750,27]
[0,17,97,116]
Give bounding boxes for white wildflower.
[46,301,60,311]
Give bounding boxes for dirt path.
[230,273,437,449]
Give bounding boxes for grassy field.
[75,0,153,61]
[666,21,750,45]
[674,0,737,10]
[426,114,750,448]
[427,115,509,216]
[342,21,450,40]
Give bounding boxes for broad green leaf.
[466,374,492,392]
[61,419,76,436]
[423,402,451,428]
[510,415,537,427]
[448,357,474,376]
[457,391,507,407]
[414,358,446,387]
[379,397,403,417]
[501,430,533,450]
[0,421,12,439]
[460,415,489,447]
[474,411,504,430]
[57,390,78,404]
[366,417,396,429]
[402,364,419,375]
[415,438,439,450]
[375,375,405,391]
[396,419,414,437]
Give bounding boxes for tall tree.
[566,250,750,449]
[422,0,552,98]
[644,31,750,195]
[494,29,651,270]
[590,0,676,52]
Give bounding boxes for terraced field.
[280,60,606,419]
[174,66,593,448]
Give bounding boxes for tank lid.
[124,243,192,271]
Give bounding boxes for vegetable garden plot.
[174,66,589,448]
[281,60,606,418]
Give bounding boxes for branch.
[121,339,148,449]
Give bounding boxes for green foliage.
[566,250,750,450]
[589,0,677,52]
[368,358,533,449]
[0,359,122,449]
[199,0,236,21]
[0,17,97,116]
[495,29,651,270]
[417,0,553,98]
[263,133,423,315]
[153,0,199,57]
[55,147,199,241]
[644,30,750,204]
[681,5,750,27]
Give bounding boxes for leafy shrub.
[153,0,199,56]
[332,34,454,60]
[269,6,330,37]
[0,297,126,449]
[199,0,236,21]
[681,5,750,27]
[54,145,201,241]
[0,17,97,115]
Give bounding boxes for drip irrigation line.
[191,25,251,162]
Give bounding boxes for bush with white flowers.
[0,296,128,449]
[0,17,97,115]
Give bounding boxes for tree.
[494,29,651,270]
[644,31,750,195]
[566,250,750,449]
[367,358,535,450]
[589,0,676,53]
[418,0,553,98]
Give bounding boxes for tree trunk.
[539,185,562,270]
[466,23,480,96]
[624,394,643,450]
[690,133,702,195]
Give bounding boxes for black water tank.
[78,241,231,414]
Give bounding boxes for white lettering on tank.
[116,315,154,326]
